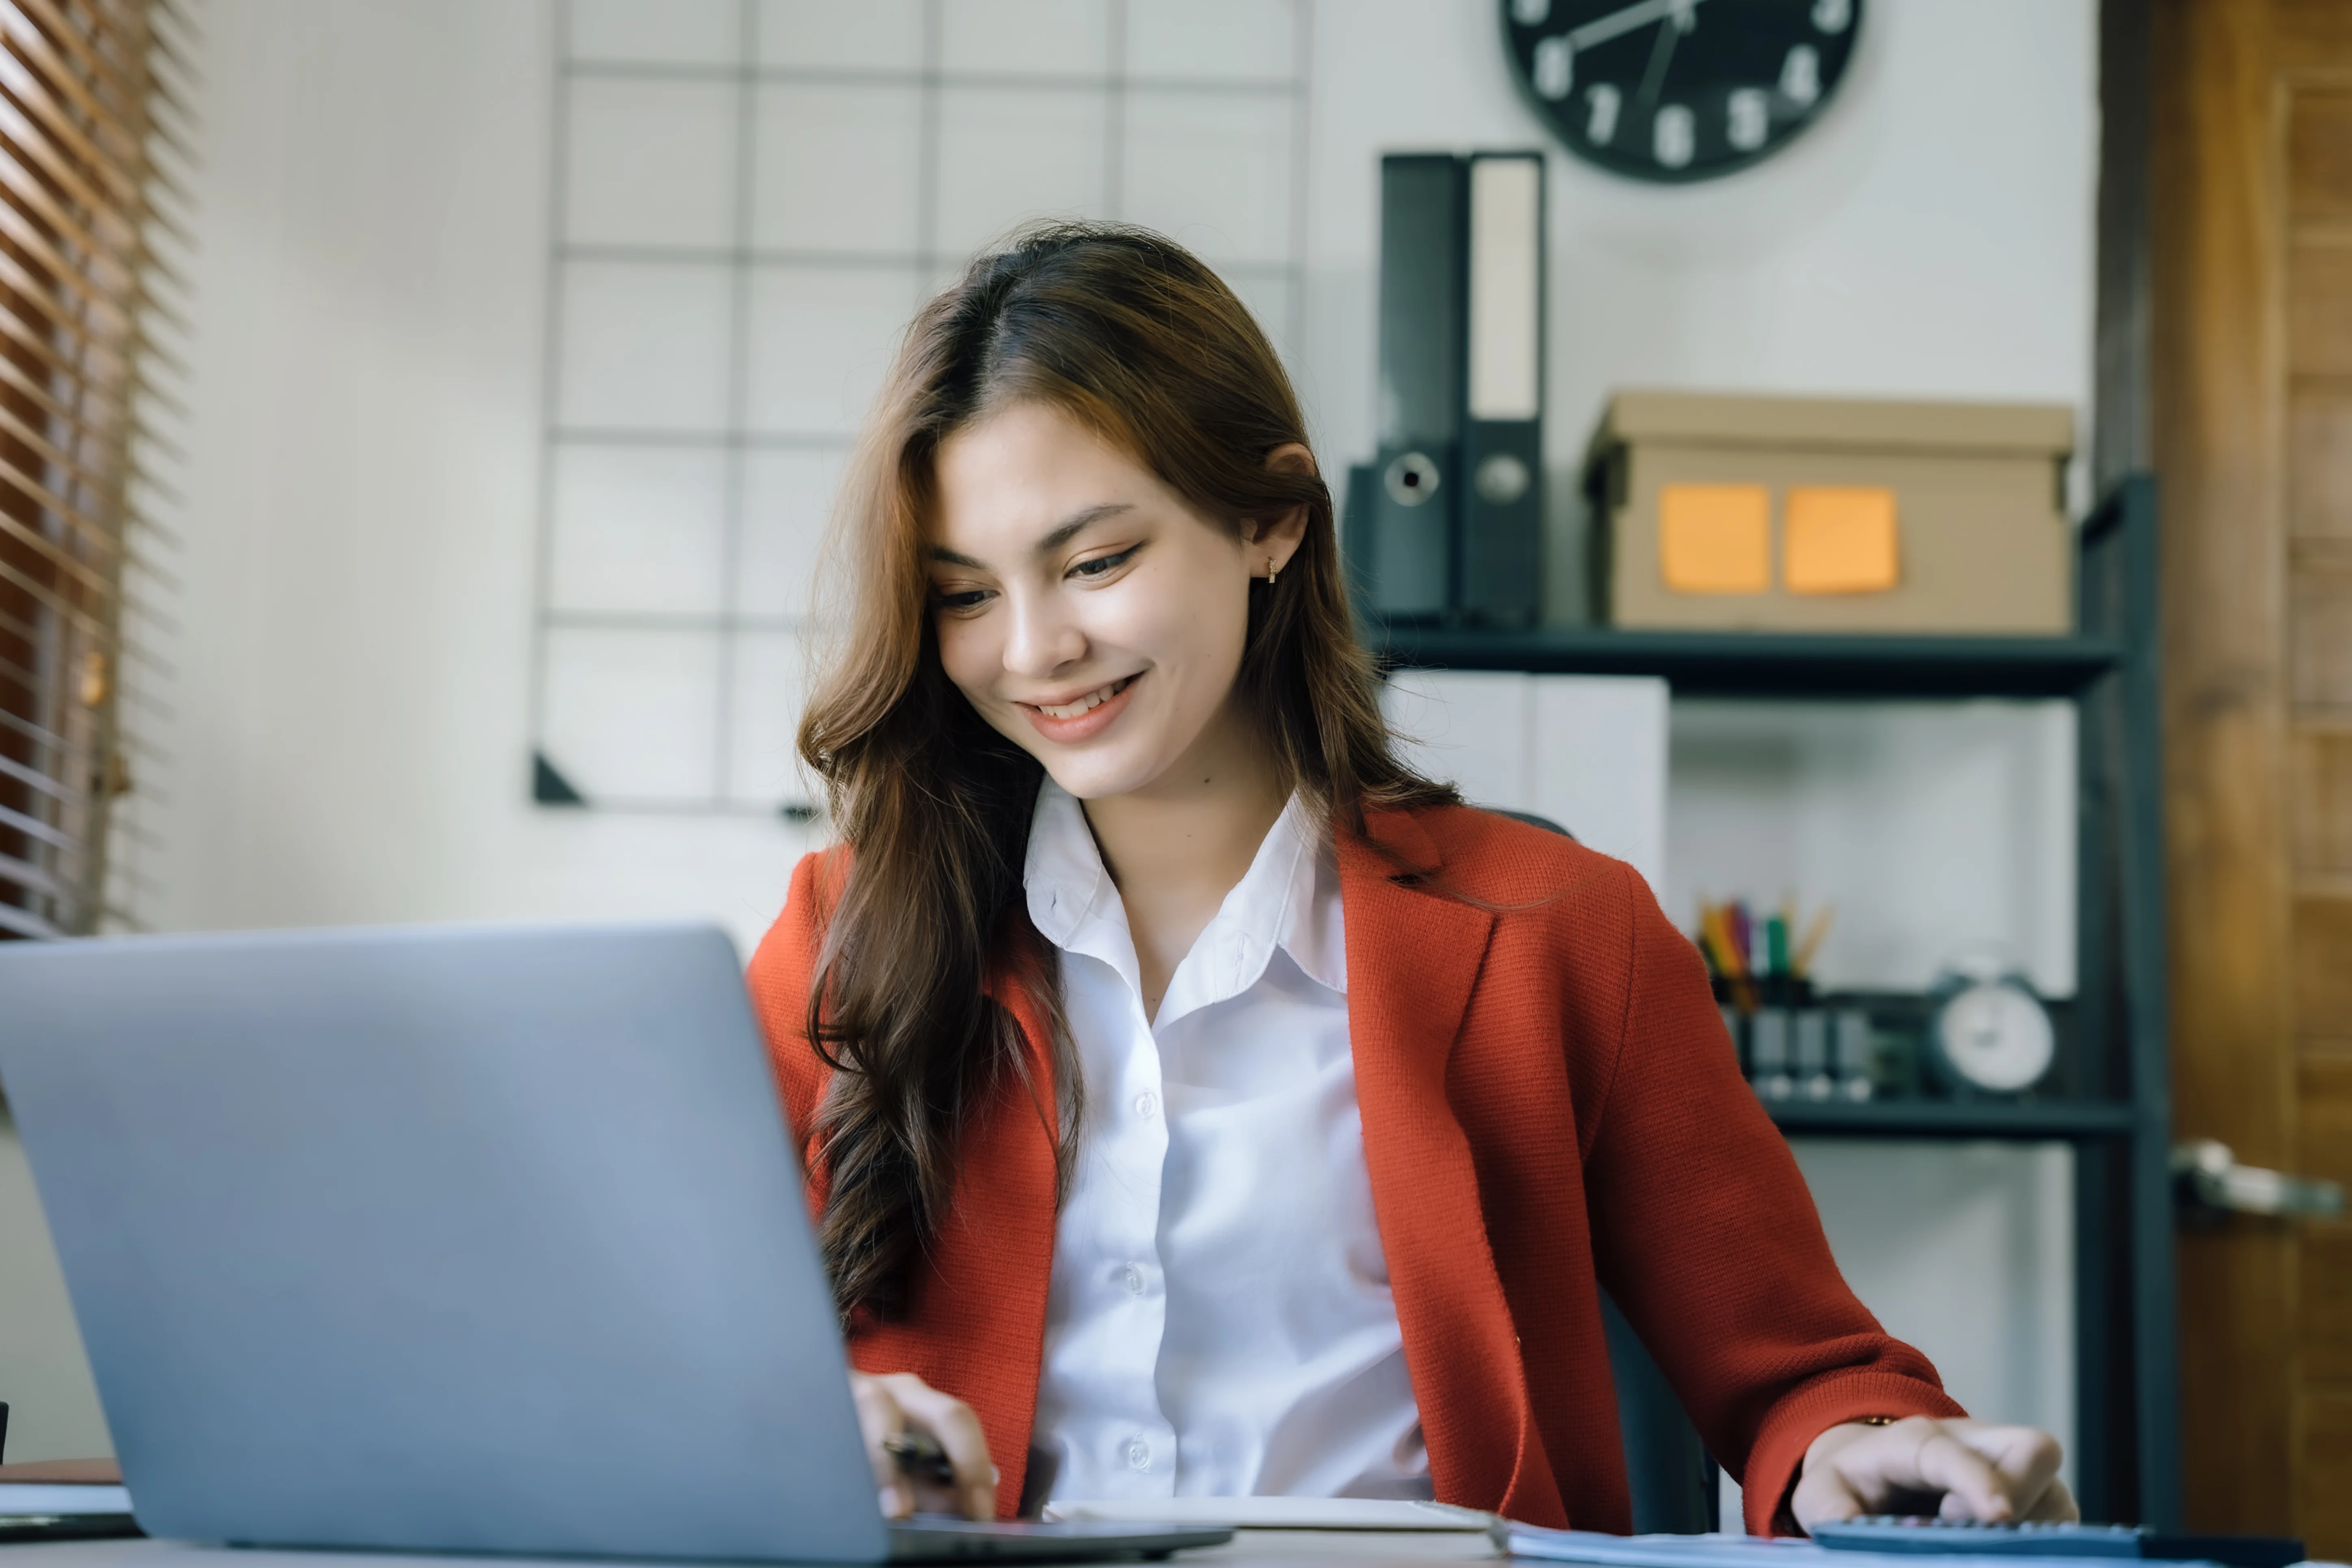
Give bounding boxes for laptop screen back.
[0,922,887,1563]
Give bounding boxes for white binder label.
[1468,157,1541,422]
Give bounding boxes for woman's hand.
[1791,1417,2078,1531]
[849,1370,998,1522]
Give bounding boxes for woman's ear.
[1264,442,1318,481]
[1245,442,1318,576]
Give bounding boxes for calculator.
[1810,1517,2306,1568]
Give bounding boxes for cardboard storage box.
[1584,391,2075,634]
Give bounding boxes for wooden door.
[2153,0,2352,1549]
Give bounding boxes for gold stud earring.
[1266,560,1279,587]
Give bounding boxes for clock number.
[1586,83,1622,144]
[1532,35,1573,100]
[1726,87,1768,152]
[1653,104,1695,169]
[1510,0,1550,23]
[1810,0,1852,32]
[1781,44,1821,107]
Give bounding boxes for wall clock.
[1502,0,1862,184]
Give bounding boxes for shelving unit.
[1370,626,2123,699]
[1367,477,2178,1527]
[1762,1101,2138,1138]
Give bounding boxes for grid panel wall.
[530,0,1313,816]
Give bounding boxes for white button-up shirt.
[1022,779,1430,1502]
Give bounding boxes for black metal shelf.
[1766,1098,2136,1139]
[1369,624,2122,698]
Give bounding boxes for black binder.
[1364,154,1466,621]
[1356,152,1545,625]
[1459,151,1545,627]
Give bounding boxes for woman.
[746,223,2075,1535]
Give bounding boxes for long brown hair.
[796,221,1455,1323]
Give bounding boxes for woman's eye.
[932,587,993,613]
[1070,546,1139,579]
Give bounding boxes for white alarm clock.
[1925,955,2056,1096]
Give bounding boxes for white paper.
[0,1483,133,1516]
[1499,1528,2151,1568]
[1044,1497,1494,1531]
[1500,1530,1823,1567]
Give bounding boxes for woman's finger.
[2022,1476,2080,1523]
[1910,1428,2013,1521]
[1953,1424,2071,1522]
[882,1373,998,1522]
[1789,1460,1871,1529]
[847,1372,913,1519]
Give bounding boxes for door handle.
[2172,1139,2345,1219]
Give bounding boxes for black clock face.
[1502,0,1862,184]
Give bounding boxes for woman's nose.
[1001,589,1085,678]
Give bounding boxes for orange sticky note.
[1784,486,1899,595]
[1659,483,1770,594]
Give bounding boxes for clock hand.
[1634,0,1694,110]
[1563,0,1712,52]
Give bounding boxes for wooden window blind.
[0,0,187,939]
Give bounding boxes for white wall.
[1381,672,1669,889]
[143,1,817,950]
[0,0,2101,1480]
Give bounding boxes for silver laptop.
[0,923,1229,1564]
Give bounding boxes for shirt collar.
[1022,779,1347,1020]
[1025,779,1134,991]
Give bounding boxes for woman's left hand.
[1791,1417,2079,1531]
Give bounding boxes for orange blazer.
[746,804,1962,1536]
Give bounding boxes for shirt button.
[1120,1263,1145,1296]
[1134,1091,1157,1119]
[1124,1437,1152,1471]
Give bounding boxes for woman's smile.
[1020,673,1141,743]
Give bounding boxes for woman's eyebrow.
[926,502,1134,571]
[1032,502,1134,557]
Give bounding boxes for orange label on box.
[1784,486,1899,595]
[1659,483,1770,594]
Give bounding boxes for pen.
[1794,905,1835,976]
[882,1429,959,1487]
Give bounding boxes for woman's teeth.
[1035,677,1129,719]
